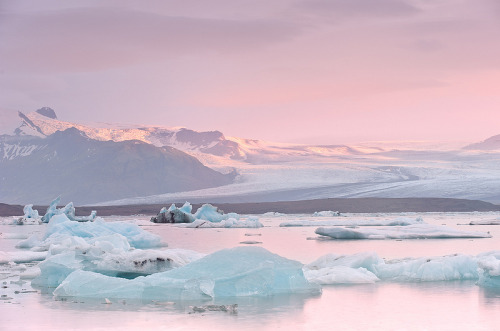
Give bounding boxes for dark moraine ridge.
[1,198,499,217]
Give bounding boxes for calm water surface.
[1,212,500,330]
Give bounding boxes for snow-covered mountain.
[2,108,500,205]
[0,112,235,204]
[464,134,500,151]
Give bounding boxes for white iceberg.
[17,214,164,250]
[477,252,500,288]
[178,217,263,228]
[53,247,321,300]
[313,211,341,217]
[280,217,424,227]
[193,204,239,223]
[0,251,47,264]
[32,234,203,289]
[304,252,486,285]
[42,196,96,223]
[303,252,382,284]
[15,204,42,225]
[315,224,492,240]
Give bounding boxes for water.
[1,212,500,330]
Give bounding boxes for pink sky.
[1,0,499,144]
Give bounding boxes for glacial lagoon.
[1,212,500,330]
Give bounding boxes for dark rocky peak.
[36,107,58,119]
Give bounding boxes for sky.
[1,0,499,144]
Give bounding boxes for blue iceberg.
[53,247,320,300]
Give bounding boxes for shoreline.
[1,197,499,217]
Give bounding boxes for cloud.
[294,0,420,20]
[0,6,303,72]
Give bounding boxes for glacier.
[315,224,492,239]
[52,246,321,300]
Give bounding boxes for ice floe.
[53,247,321,300]
[150,202,259,227]
[313,211,341,217]
[177,217,263,228]
[280,217,424,227]
[304,251,500,285]
[42,197,97,223]
[315,224,491,240]
[32,236,204,288]
[16,214,164,250]
[0,251,47,264]
[477,252,500,288]
[469,219,500,225]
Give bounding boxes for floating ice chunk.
[53,247,320,300]
[375,254,479,281]
[281,217,424,227]
[151,202,195,223]
[18,215,163,250]
[477,251,500,288]
[304,252,481,284]
[0,233,29,239]
[15,204,42,225]
[262,212,286,217]
[315,224,491,240]
[41,197,97,223]
[0,251,47,264]
[469,219,500,225]
[305,252,383,273]
[32,236,204,289]
[178,217,263,228]
[304,266,379,284]
[313,211,341,217]
[193,204,226,222]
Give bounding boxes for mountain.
[463,134,500,150]
[10,109,373,165]
[0,127,235,205]
[3,107,500,206]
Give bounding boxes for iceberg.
[32,235,203,289]
[150,202,195,223]
[304,252,485,285]
[17,214,164,250]
[303,252,382,284]
[313,211,341,217]
[15,204,42,225]
[0,251,47,264]
[53,247,321,300]
[315,224,492,240]
[280,217,424,227]
[469,219,500,225]
[193,204,239,223]
[477,252,500,288]
[178,217,263,228]
[41,197,97,223]
[150,202,244,224]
